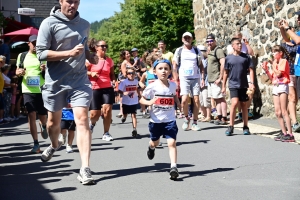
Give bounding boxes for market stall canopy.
[1,27,39,42]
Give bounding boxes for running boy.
[222,38,255,136]
[140,59,181,180]
[59,101,76,153]
[118,67,139,137]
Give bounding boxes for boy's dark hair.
[231,37,241,44]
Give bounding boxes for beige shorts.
[200,87,211,107]
[288,75,296,88]
[272,84,289,96]
[208,82,224,99]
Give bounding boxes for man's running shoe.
[225,126,234,136]
[169,167,179,180]
[292,122,300,132]
[77,167,95,185]
[281,134,295,142]
[31,143,41,154]
[191,123,201,131]
[116,113,122,118]
[142,113,150,119]
[182,119,190,131]
[41,140,62,162]
[274,133,284,141]
[58,134,67,145]
[147,147,155,160]
[89,121,95,133]
[121,117,126,123]
[102,132,113,141]
[39,123,48,139]
[132,129,138,137]
[243,126,250,135]
[66,144,73,153]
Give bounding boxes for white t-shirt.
[118,78,139,105]
[2,73,11,88]
[227,43,248,55]
[142,80,177,123]
[173,46,203,79]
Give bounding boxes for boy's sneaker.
[225,126,234,136]
[39,123,48,139]
[66,144,73,153]
[243,126,250,135]
[121,117,126,123]
[191,123,201,131]
[59,134,67,145]
[169,167,179,180]
[281,134,295,142]
[102,132,113,141]
[89,121,95,133]
[41,141,63,162]
[274,133,284,141]
[292,122,300,132]
[147,147,155,160]
[132,129,138,137]
[182,119,190,131]
[116,113,122,118]
[31,143,41,154]
[77,167,95,185]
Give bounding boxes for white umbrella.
[11,41,27,48]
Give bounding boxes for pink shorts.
[11,95,16,105]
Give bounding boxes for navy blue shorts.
[149,121,178,141]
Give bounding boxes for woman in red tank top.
[86,39,115,141]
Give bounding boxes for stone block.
[260,74,271,85]
[248,21,256,30]
[251,1,257,11]
[194,28,208,41]
[287,8,295,19]
[266,20,272,29]
[265,44,272,54]
[270,30,278,42]
[260,35,268,44]
[273,18,280,29]
[242,1,251,16]
[287,0,297,4]
[193,0,203,14]
[274,0,284,14]
[265,4,274,17]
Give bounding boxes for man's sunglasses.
[206,40,214,43]
[96,44,108,48]
[127,72,135,75]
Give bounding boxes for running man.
[36,0,94,185]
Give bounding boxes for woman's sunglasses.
[96,44,108,48]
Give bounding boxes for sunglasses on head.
[206,40,214,43]
[127,72,135,75]
[96,44,108,48]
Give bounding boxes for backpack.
[18,51,28,68]
[213,46,227,60]
[177,46,201,68]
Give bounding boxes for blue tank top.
[146,71,156,86]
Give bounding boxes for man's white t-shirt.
[118,79,139,105]
[227,43,248,55]
[173,46,203,79]
[142,80,176,123]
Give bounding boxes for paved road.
[1,106,300,200]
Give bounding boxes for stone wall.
[193,0,300,117]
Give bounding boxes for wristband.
[285,26,291,32]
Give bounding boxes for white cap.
[182,32,193,38]
[197,45,207,51]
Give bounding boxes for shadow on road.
[177,140,210,146]
[178,167,235,181]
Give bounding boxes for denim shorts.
[149,120,178,141]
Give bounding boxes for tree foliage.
[90,0,194,67]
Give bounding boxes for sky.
[78,0,124,23]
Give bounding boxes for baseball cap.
[206,34,215,40]
[198,45,207,51]
[131,48,138,52]
[28,35,37,42]
[295,10,300,15]
[182,32,193,38]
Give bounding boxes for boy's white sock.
[171,163,177,168]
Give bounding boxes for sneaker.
[147,147,155,160]
[214,119,221,125]
[274,133,284,141]
[219,120,227,125]
[243,126,250,135]
[132,129,138,137]
[182,119,190,131]
[281,134,295,142]
[237,113,242,120]
[102,132,113,141]
[191,123,201,131]
[121,117,126,123]
[41,141,63,162]
[248,112,254,118]
[225,126,234,136]
[77,167,95,185]
[7,117,14,121]
[31,143,41,154]
[39,123,48,139]
[292,122,300,132]
[58,134,67,145]
[0,119,8,125]
[66,144,73,153]
[116,113,122,118]
[89,121,95,133]
[169,167,179,180]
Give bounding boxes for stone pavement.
[1,107,300,200]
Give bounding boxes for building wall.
[1,0,20,21]
[193,0,300,117]
[20,0,58,27]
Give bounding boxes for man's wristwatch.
[285,26,291,32]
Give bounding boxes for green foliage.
[90,18,108,34]
[0,12,7,29]
[90,0,194,73]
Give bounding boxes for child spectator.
[10,76,18,120]
[262,45,293,142]
[118,67,139,137]
[140,59,181,180]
